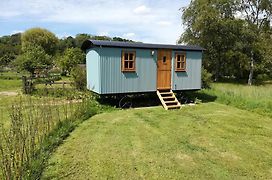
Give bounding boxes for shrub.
[256,74,270,82]
[202,68,212,89]
[71,66,86,91]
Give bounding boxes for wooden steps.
[156,89,181,110]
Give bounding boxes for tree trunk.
[248,51,254,86]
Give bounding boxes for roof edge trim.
[81,40,205,52]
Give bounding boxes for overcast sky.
[0,0,190,44]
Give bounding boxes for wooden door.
[157,49,172,89]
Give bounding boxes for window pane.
[129,53,134,60]
[177,55,181,62]
[181,55,185,62]
[124,53,129,60]
[124,61,129,69]
[177,62,181,69]
[181,62,185,69]
[129,62,134,69]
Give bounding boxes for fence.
[22,76,73,94]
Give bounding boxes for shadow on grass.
[97,93,161,109]
[176,90,217,104]
[97,90,218,109]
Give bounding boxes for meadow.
[1,78,272,179]
[200,82,272,117]
[0,75,102,179]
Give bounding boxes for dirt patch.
[220,151,241,161]
[0,91,18,96]
[176,152,195,165]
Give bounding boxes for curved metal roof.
[81,40,205,52]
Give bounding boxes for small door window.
[163,56,167,63]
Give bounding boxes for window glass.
[124,53,128,60]
[129,53,134,61]
[163,56,167,63]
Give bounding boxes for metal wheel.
[119,96,133,109]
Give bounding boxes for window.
[163,56,167,63]
[122,51,136,72]
[175,53,186,71]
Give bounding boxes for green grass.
[0,71,26,80]
[195,83,272,117]
[0,95,20,127]
[0,79,21,91]
[42,103,272,179]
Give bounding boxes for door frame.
[156,49,172,90]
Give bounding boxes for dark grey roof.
[81,40,204,52]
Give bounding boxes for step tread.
[162,96,175,99]
[167,104,181,108]
[164,100,178,104]
[157,90,181,110]
[160,92,173,95]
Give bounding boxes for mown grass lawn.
[42,103,272,179]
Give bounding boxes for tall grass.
[201,83,272,116]
[0,94,100,179]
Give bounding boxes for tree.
[15,45,52,75]
[56,48,85,75]
[0,33,21,67]
[57,36,76,53]
[21,28,59,55]
[71,66,86,90]
[74,34,114,48]
[181,0,272,83]
[112,37,134,42]
[180,0,241,81]
[240,0,272,85]
[75,34,92,48]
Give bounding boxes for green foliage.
[112,37,134,42]
[15,45,52,75]
[0,95,101,180]
[57,34,134,54]
[201,68,212,88]
[71,66,87,91]
[24,98,100,179]
[256,74,270,82]
[0,33,21,67]
[21,28,58,55]
[56,48,85,75]
[74,34,92,48]
[181,0,272,82]
[58,36,76,53]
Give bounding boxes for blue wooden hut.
[81,40,204,109]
